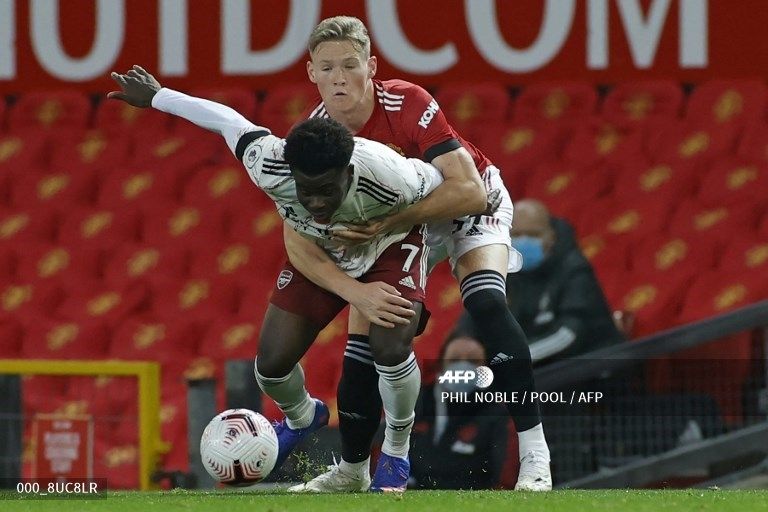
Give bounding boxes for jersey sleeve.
[235,132,290,190]
[399,83,462,162]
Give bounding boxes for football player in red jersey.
[286,17,552,493]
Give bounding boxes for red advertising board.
[32,415,94,480]
[1,0,767,93]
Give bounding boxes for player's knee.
[254,354,291,380]
[462,287,508,319]
[369,341,412,367]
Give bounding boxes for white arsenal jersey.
[237,132,442,277]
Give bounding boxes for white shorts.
[426,166,522,274]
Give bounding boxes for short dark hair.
[284,118,354,176]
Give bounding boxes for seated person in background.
[454,198,624,365]
[409,334,508,490]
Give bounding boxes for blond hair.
[308,16,370,57]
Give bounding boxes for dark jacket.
[507,217,624,362]
[409,384,508,489]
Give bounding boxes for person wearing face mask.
[457,198,624,364]
[407,334,509,490]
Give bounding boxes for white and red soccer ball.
[200,408,279,486]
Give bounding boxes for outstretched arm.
[108,65,260,154]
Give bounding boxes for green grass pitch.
[1,489,768,512]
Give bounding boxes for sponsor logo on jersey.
[277,270,293,289]
[399,275,416,290]
[418,99,440,129]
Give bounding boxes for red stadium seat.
[150,277,239,325]
[102,243,189,289]
[577,234,631,293]
[226,208,286,274]
[198,315,260,361]
[0,208,59,246]
[22,316,111,359]
[50,130,131,174]
[472,121,565,188]
[631,233,719,277]
[435,83,511,139]
[610,271,693,338]
[131,129,220,169]
[647,120,737,165]
[260,83,319,137]
[576,197,673,243]
[0,131,49,173]
[94,440,139,489]
[718,232,768,275]
[8,91,91,131]
[514,81,597,126]
[610,159,697,204]
[696,157,768,206]
[182,163,262,209]
[140,204,227,249]
[668,199,764,244]
[13,243,102,285]
[55,282,149,329]
[57,206,141,250]
[523,160,607,220]
[562,119,644,166]
[0,281,64,324]
[10,167,97,209]
[109,316,203,363]
[0,245,15,281]
[736,122,768,165]
[686,80,766,128]
[0,320,23,357]
[67,375,138,418]
[601,80,683,125]
[96,163,183,208]
[95,98,171,136]
[22,375,70,413]
[188,242,266,281]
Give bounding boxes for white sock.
[518,423,550,461]
[375,353,420,459]
[339,457,370,477]
[254,361,315,429]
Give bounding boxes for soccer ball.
[200,408,279,486]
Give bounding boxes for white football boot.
[288,459,371,493]
[515,449,553,491]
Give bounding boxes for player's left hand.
[484,188,502,216]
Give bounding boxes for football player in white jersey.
[108,66,478,492]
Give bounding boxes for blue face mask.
[512,236,546,271]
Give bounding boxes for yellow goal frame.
[0,359,167,490]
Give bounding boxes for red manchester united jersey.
[304,79,493,173]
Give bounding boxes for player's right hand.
[347,281,416,328]
[107,65,162,107]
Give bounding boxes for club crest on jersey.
[246,145,262,168]
[277,270,293,289]
[418,100,440,129]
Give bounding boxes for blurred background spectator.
[409,334,508,490]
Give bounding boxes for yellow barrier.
[0,359,167,490]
